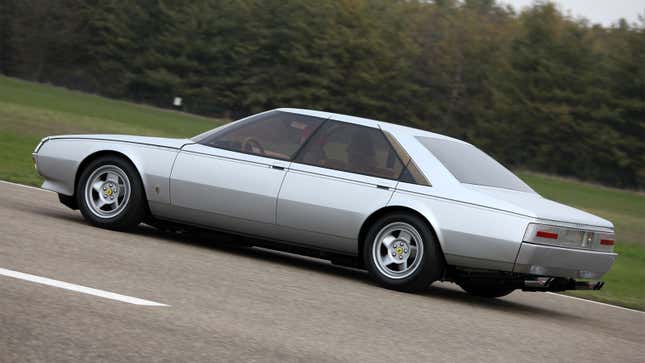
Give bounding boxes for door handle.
[271,165,285,170]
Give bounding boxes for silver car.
[33,108,617,296]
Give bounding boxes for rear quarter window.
[417,136,533,192]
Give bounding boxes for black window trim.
[289,117,329,162]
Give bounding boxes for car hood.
[47,134,193,149]
[464,184,614,229]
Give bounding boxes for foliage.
[1,0,643,188]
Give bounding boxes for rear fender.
[388,190,531,272]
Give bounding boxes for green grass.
[1,76,643,310]
[0,76,223,185]
[563,243,645,309]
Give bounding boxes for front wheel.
[363,213,444,292]
[76,156,146,230]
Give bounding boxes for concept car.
[33,108,617,296]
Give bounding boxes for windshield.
[190,110,277,142]
[191,123,231,142]
[417,137,533,193]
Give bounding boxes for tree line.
[1,0,643,189]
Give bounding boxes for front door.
[169,110,325,236]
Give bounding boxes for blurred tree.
[2,0,643,188]
[0,0,16,75]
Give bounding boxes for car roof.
[276,108,466,144]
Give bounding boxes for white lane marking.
[546,292,643,314]
[0,180,51,192]
[0,268,169,307]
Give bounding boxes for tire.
[76,156,146,230]
[363,212,444,292]
[458,283,515,298]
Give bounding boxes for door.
[169,110,325,236]
[276,120,405,254]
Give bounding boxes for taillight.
[523,223,615,252]
[536,231,558,239]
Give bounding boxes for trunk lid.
[465,184,613,229]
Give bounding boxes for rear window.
[417,137,533,192]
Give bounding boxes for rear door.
[169,111,325,236]
[275,119,405,254]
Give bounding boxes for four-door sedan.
[32,108,617,296]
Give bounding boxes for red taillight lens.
[525,223,614,251]
[536,231,558,239]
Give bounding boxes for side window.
[198,111,324,160]
[382,130,431,186]
[399,160,431,186]
[295,121,404,180]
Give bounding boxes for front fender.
[36,138,180,204]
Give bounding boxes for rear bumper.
[513,242,617,279]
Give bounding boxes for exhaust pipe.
[574,280,605,290]
[522,277,604,292]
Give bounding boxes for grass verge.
[0,76,222,185]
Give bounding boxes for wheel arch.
[74,150,142,193]
[358,205,447,266]
[73,150,151,217]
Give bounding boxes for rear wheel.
[76,156,146,230]
[363,213,444,292]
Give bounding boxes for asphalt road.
[1,181,644,363]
